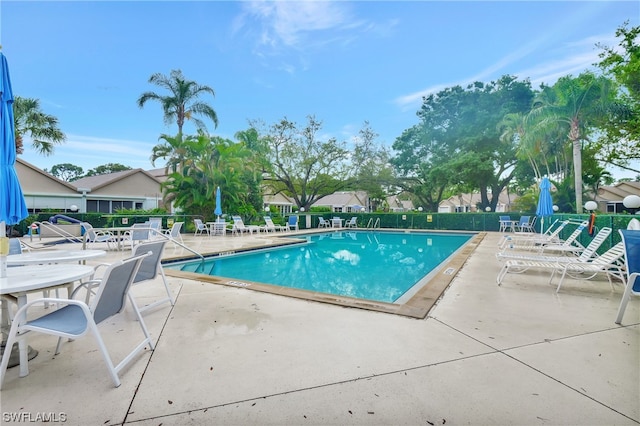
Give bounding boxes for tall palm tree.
[137,69,218,135]
[13,96,66,155]
[527,73,618,213]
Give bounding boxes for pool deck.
[1,230,638,425]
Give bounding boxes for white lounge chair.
[498,219,566,248]
[497,227,612,263]
[497,242,626,293]
[615,229,640,324]
[0,252,154,388]
[232,216,256,235]
[261,216,285,233]
[499,221,588,255]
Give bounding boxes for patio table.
[6,249,106,265]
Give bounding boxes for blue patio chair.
[287,215,299,231]
[615,229,640,324]
[0,252,154,388]
[498,216,513,232]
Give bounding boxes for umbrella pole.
[1,220,7,278]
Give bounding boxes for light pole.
[623,195,640,214]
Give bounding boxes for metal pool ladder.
[366,218,381,229]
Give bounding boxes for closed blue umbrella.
[0,52,28,278]
[536,177,554,234]
[214,186,222,219]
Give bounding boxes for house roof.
[596,181,640,202]
[16,158,78,193]
[313,191,366,208]
[72,168,160,191]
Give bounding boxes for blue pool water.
[166,231,473,303]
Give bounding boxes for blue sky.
[2,1,639,179]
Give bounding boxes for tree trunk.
[573,138,583,214]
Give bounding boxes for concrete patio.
[1,230,638,425]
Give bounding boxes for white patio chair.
[0,252,154,388]
[194,218,210,236]
[231,216,249,236]
[123,222,151,251]
[82,222,116,250]
[261,216,285,233]
[498,219,565,248]
[615,229,640,324]
[163,222,184,246]
[131,240,174,314]
[317,217,330,228]
[345,217,358,228]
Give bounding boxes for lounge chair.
[615,229,640,324]
[498,219,565,248]
[262,216,285,233]
[193,218,210,236]
[496,227,611,264]
[0,252,154,388]
[499,221,588,255]
[287,215,299,231]
[232,216,257,235]
[497,241,626,293]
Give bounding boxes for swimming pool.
[164,230,480,316]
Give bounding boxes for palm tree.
[13,96,66,155]
[137,69,218,135]
[527,73,619,213]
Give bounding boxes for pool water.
[166,231,473,303]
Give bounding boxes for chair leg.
[615,274,637,324]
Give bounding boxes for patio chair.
[261,216,285,233]
[163,222,184,246]
[499,220,588,255]
[148,217,163,239]
[615,229,640,324]
[317,217,330,228]
[131,240,174,314]
[82,222,116,250]
[498,216,514,233]
[497,241,625,293]
[514,216,534,233]
[345,217,358,228]
[0,252,154,388]
[123,222,151,251]
[194,218,210,236]
[496,227,612,264]
[287,215,299,231]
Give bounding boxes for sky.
[2,1,639,179]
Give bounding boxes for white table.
[332,218,344,228]
[1,264,95,376]
[207,221,227,236]
[7,249,106,265]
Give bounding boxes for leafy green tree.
[137,69,218,135]
[84,163,132,176]
[595,22,640,171]
[48,163,84,181]
[348,121,395,197]
[527,72,620,213]
[13,96,66,155]
[259,116,350,210]
[393,76,534,212]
